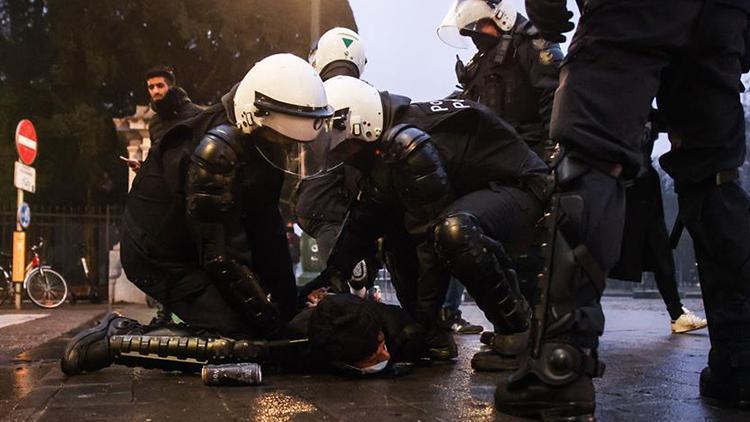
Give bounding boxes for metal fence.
[0,204,121,301]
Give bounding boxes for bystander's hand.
[120,156,142,172]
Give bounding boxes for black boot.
[149,301,173,327]
[61,312,144,375]
[471,331,529,372]
[471,351,521,372]
[425,328,458,360]
[495,342,603,420]
[438,308,484,334]
[495,372,596,421]
[699,367,750,410]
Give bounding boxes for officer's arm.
[185,128,238,266]
[519,36,563,135]
[383,124,454,236]
[301,180,390,297]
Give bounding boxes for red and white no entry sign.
[15,119,38,165]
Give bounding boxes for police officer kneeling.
[306,76,548,365]
[60,54,335,374]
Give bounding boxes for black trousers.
[552,0,750,362]
[414,186,542,332]
[120,230,255,339]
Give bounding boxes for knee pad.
[434,212,493,278]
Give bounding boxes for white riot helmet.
[438,0,517,48]
[233,53,335,179]
[323,76,384,156]
[309,27,367,79]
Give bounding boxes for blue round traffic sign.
[17,202,30,229]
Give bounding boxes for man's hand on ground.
[306,287,330,308]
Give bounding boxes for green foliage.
[0,0,356,206]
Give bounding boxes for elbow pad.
[186,124,241,219]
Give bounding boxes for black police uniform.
[294,164,360,260]
[310,94,548,355]
[148,86,203,145]
[495,0,750,417]
[294,63,378,287]
[121,86,297,339]
[457,14,562,158]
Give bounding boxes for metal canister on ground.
[201,362,263,386]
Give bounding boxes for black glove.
[454,55,467,85]
[525,0,575,43]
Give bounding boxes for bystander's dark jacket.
[149,86,203,145]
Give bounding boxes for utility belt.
[673,168,739,193]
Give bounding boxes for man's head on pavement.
[145,65,176,102]
[308,294,390,373]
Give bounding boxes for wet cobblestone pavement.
[0,297,746,421]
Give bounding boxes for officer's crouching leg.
[495,155,623,420]
[434,212,531,371]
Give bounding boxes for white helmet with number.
[437,0,517,48]
[309,27,367,78]
[233,53,335,179]
[323,76,384,153]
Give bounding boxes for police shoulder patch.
[416,99,473,115]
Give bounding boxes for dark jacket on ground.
[149,86,203,145]
[287,294,427,371]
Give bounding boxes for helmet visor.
[255,126,342,180]
[437,0,493,48]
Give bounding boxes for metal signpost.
[13,119,38,309]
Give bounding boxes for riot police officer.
[495,0,750,418]
[306,76,548,364]
[295,27,368,266]
[61,54,335,374]
[438,0,562,160]
[436,0,562,339]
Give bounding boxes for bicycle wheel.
[0,279,11,306]
[25,267,68,309]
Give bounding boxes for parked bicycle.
[0,238,68,308]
